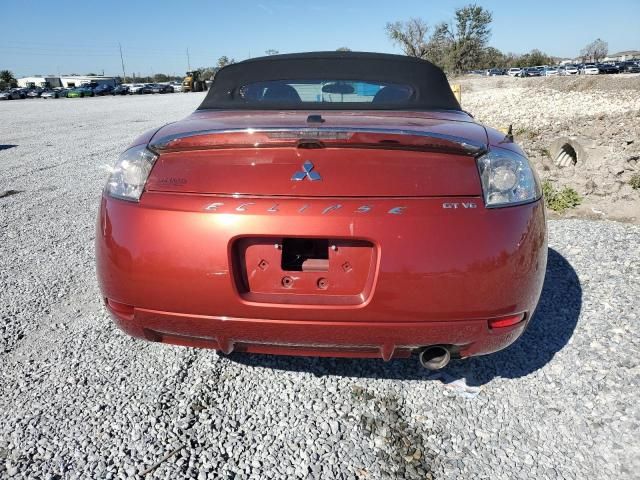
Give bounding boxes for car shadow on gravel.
[227,248,581,386]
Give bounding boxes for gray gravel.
[1,94,639,479]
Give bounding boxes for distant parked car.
[0,90,22,100]
[130,83,154,94]
[597,64,619,74]
[13,88,28,99]
[41,89,64,99]
[94,84,115,96]
[580,64,599,75]
[128,84,146,94]
[560,65,579,75]
[170,82,184,92]
[521,67,542,77]
[544,67,559,76]
[150,83,175,94]
[486,68,505,76]
[67,86,95,98]
[618,61,640,73]
[136,84,154,94]
[111,85,130,95]
[507,67,522,77]
[26,88,44,98]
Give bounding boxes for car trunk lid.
[145,111,487,198]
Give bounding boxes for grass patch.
[542,181,582,213]
[629,174,640,190]
[513,126,539,140]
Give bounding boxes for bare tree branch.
[580,39,608,63]
[385,18,431,58]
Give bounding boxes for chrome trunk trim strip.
[150,127,487,155]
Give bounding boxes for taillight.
[105,298,135,320]
[477,147,541,208]
[488,313,525,329]
[105,145,157,202]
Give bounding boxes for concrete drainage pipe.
[555,143,578,167]
[549,137,585,168]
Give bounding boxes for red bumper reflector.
[106,298,135,319]
[488,313,525,329]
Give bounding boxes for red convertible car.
[96,52,546,369]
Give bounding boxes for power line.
[1,39,215,53]
[0,47,115,57]
[0,45,206,60]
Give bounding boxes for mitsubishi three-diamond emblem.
[291,161,321,181]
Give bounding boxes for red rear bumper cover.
[96,193,547,360]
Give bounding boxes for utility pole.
[187,48,191,71]
[119,43,126,82]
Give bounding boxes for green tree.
[516,49,554,67]
[336,47,352,52]
[198,67,216,81]
[0,70,16,86]
[385,4,493,73]
[438,4,493,73]
[479,46,507,69]
[216,56,235,69]
[424,22,454,67]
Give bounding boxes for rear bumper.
[96,193,547,359]
[108,304,529,360]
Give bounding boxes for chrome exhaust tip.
[419,346,451,370]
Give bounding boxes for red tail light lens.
[106,298,135,320]
[488,313,525,329]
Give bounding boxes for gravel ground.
[1,94,639,479]
[459,74,640,130]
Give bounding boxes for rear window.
[198,53,461,111]
[236,80,414,105]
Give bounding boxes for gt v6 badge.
[291,161,321,181]
[442,202,477,209]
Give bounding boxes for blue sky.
[2,0,638,77]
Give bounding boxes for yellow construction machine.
[182,70,206,92]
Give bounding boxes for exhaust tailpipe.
[419,346,451,370]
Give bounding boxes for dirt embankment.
[456,75,640,223]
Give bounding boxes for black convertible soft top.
[197,51,461,111]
